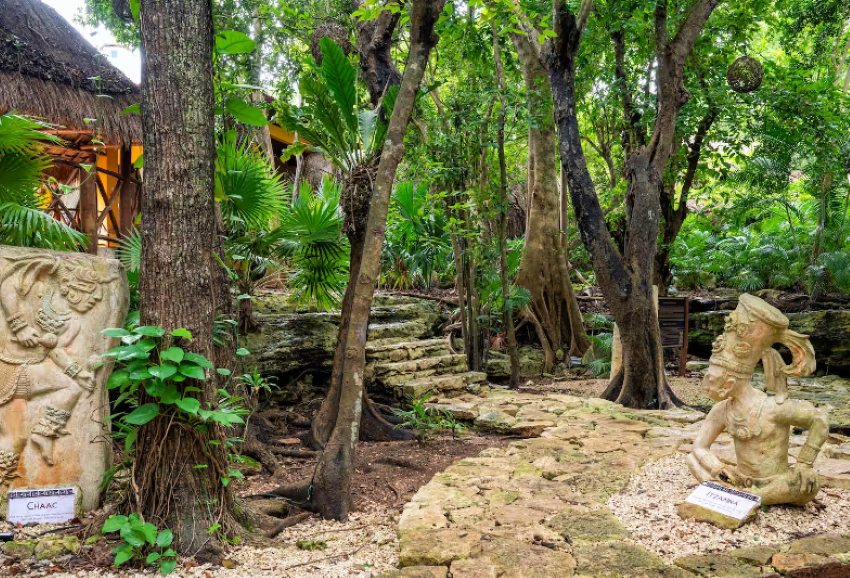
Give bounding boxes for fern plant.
[277,38,393,172]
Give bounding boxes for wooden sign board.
[658,297,689,376]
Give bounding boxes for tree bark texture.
[492,21,520,387]
[354,0,403,106]
[283,0,445,520]
[511,31,589,368]
[135,0,235,554]
[541,0,718,408]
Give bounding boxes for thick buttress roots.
[602,365,685,410]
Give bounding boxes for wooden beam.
[49,158,142,184]
[95,176,121,233]
[80,168,98,254]
[102,148,120,237]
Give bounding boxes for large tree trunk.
[277,0,445,520]
[135,0,236,555]
[540,0,718,409]
[511,32,589,369]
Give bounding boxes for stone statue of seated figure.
[686,294,829,506]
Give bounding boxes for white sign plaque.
[7,488,77,525]
[684,481,761,520]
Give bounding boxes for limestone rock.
[786,535,850,556]
[491,504,545,527]
[510,420,555,437]
[449,558,500,578]
[674,553,763,577]
[770,552,837,573]
[546,510,629,542]
[474,539,576,578]
[398,528,482,567]
[729,545,779,566]
[380,566,448,578]
[0,247,128,513]
[2,539,38,559]
[34,536,80,560]
[689,309,850,375]
[399,504,449,531]
[573,541,686,578]
[246,293,442,379]
[474,411,516,433]
[426,402,478,420]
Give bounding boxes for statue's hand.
[15,326,41,348]
[797,464,819,495]
[717,466,744,487]
[75,370,95,392]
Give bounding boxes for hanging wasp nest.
[310,23,353,65]
[726,55,764,93]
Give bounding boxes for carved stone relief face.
[57,266,105,312]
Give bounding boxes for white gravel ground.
[608,453,850,562]
[8,506,400,578]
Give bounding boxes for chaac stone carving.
[687,294,829,506]
[0,246,128,512]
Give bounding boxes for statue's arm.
[690,402,728,477]
[0,273,40,346]
[48,322,93,391]
[775,400,829,468]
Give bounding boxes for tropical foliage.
[0,112,86,250]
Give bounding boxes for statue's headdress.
[709,294,815,403]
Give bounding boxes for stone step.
[373,353,468,377]
[367,320,431,341]
[398,371,487,399]
[365,338,449,362]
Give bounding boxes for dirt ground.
[237,431,511,511]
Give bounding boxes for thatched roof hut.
[0,0,141,145]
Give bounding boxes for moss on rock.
[546,510,629,542]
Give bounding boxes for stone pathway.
[385,390,850,577]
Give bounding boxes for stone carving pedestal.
[0,246,128,513]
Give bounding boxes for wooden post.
[118,146,136,236]
[103,148,120,240]
[80,166,99,254]
[679,297,690,377]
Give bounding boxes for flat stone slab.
[674,553,764,577]
[728,545,779,566]
[379,566,448,578]
[546,510,629,542]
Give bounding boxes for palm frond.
[217,133,288,229]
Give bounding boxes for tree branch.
[669,0,721,63]
[576,0,593,34]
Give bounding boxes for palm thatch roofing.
[0,0,141,145]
